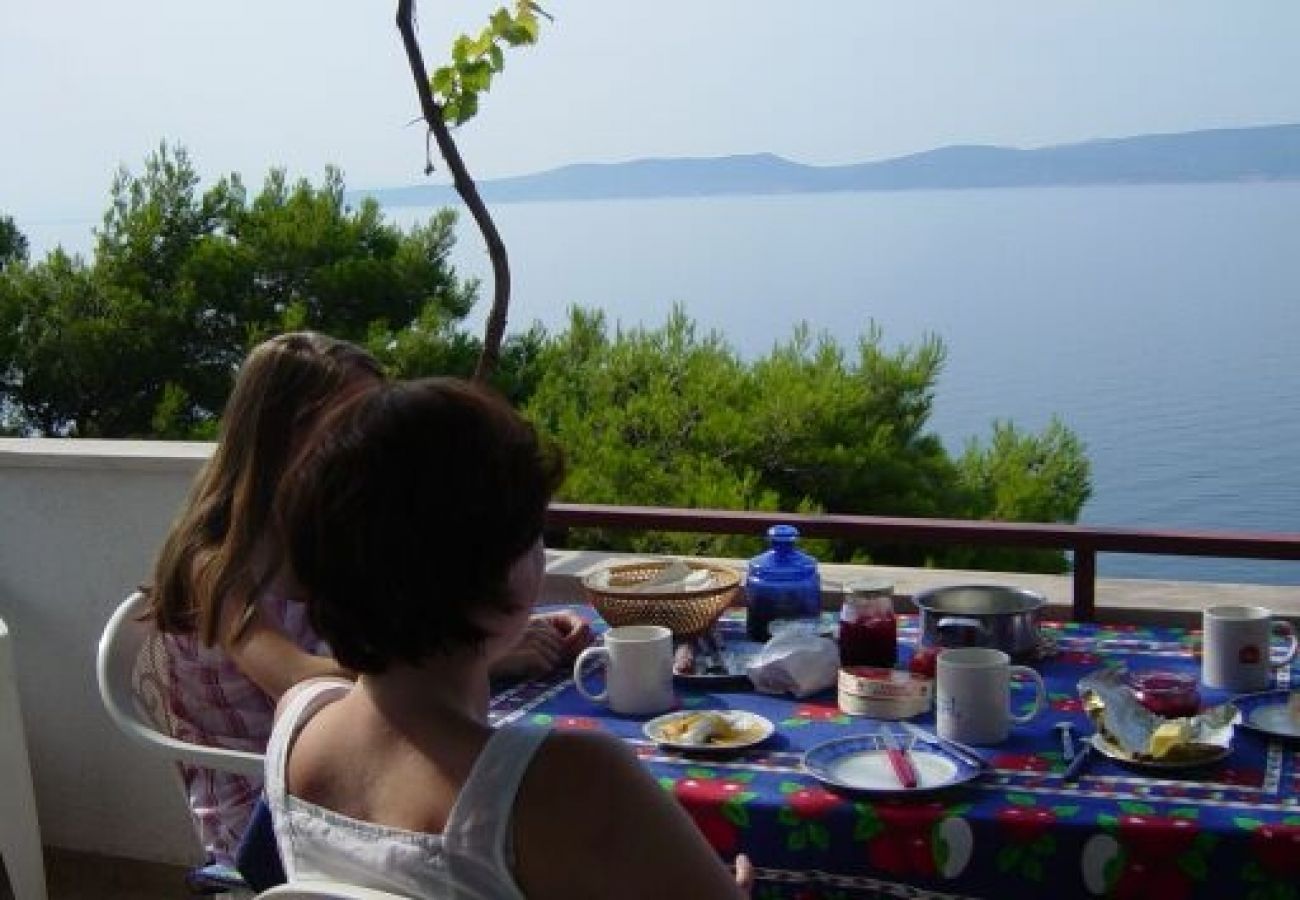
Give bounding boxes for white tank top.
[265,680,550,899]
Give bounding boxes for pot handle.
[937,616,989,647]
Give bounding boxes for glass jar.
[838,578,897,668]
[1129,670,1201,718]
[745,524,821,642]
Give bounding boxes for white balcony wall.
[0,439,212,865]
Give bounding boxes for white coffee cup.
[1202,606,1298,692]
[574,625,675,716]
[936,647,1046,746]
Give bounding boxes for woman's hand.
[491,611,593,680]
[535,609,594,660]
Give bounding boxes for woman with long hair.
[149,333,590,867]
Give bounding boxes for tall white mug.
[574,625,675,716]
[936,648,1046,746]
[1202,606,1298,692]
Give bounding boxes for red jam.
[1129,670,1201,718]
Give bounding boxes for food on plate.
[1078,666,1237,764]
[655,711,763,747]
[1147,719,1193,759]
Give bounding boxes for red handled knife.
[878,726,919,789]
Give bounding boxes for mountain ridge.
[358,123,1300,207]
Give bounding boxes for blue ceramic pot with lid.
[745,524,821,642]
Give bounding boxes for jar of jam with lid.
[838,578,897,668]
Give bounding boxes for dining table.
[492,607,1300,900]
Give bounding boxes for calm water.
[22,183,1300,584]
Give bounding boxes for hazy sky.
[3,1,1299,221]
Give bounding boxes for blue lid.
[747,524,819,580]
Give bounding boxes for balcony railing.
[548,503,1300,622]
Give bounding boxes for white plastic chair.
[97,591,264,895]
[0,615,48,900]
[257,882,413,900]
[97,590,264,776]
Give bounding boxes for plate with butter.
[1089,719,1232,770]
[1078,666,1237,769]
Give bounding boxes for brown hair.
[279,378,564,672]
[149,332,383,643]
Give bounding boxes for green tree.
[0,145,483,437]
[0,215,28,270]
[526,307,1092,572]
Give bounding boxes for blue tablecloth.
[492,610,1300,900]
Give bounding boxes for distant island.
[359,123,1300,208]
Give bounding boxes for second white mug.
[936,647,1046,746]
[1202,605,1298,692]
[573,624,675,716]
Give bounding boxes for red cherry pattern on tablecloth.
[782,700,852,727]
[993,752,1055,774]
[992,792,1080,883]
[530,713,602,730]
[1235,816,1300,884]
[1090,803,1213,899]
[854,799,971,880]
[1050,691,1084,712]
[777,781,845,852]
[662,767,758,855]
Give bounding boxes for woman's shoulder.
[528,726,636,779]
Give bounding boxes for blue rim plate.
[802,730,984,795]
[1233,690,1300,741]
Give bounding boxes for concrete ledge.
[0,438,211,473]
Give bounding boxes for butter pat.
[1148,719,1192,758]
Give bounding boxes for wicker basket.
[581,561,742,638]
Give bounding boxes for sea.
[20,182,1300,585]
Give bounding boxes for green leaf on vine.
[431,67,455,98]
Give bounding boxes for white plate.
[1234,690,1300,740]
[643,710,774,751]
[1089,733,1231,770]
[802,733,983,795]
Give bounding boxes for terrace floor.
[3,849,188,900]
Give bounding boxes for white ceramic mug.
[574,625,675,716]
[1202,606,1298,692]
[936,647,1046,745]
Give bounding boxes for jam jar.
[1129,670,1201,718]
[838,578,897,668]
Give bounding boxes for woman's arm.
[219,600,353,701]
[513,731,750,899]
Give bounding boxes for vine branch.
[396,0,509,382]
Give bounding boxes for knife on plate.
[899,722,989,771]
[878,726,919,789]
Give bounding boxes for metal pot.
[911,584,1047,659]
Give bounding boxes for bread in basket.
[581,560,741,638]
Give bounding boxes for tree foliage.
[0,145,502,437]
[527,308,1092,571]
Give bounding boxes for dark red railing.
[547,503,1300,622]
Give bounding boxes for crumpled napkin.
[588,559,716,593]
[745,629,840,698]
